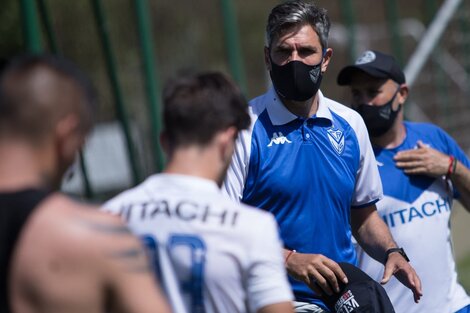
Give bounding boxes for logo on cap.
[355,50,376,65]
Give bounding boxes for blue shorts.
[456,304,470,313]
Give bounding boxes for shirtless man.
[0,54,171,313]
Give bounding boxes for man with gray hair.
[223,1,422,312]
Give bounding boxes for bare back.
[10,193,171,313]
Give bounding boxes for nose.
[290,51,300,62]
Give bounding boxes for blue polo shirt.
[223,88,382,307]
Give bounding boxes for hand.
[381,253,423,303]
[394,141,449,177]
[285,252,348,296]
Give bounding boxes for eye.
[367,89,379,99]
[275,47,291,56]
[351,90,361,101]
[298,47,315,57]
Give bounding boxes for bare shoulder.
[24,193,145,266]
[11,195,167,313]
[35,193,127,236]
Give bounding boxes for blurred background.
[1,0,469,291]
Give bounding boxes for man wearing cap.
[338,49,470,313]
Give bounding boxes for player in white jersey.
[104,72,294,313]
[338,50,470,313]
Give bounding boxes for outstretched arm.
[351,205,422,303]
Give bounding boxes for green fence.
[9,0,470,199]
[6,0,470,294]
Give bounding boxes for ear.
[218,126,237,162]
[398,83,409,104]
[321,48,333,73]
[54,114,84,180]
[264,46,272,71]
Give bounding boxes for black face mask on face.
[356,88,401,137]
[269,56,323,102]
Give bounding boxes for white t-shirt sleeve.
[100,189,137,217]
[246,213,294,311]
[351,115,383,207]
[222,128,252,203]
[101,197,122,214]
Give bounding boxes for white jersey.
[356,122,470,313]
[104,174,293,313]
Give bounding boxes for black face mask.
[269,57,323,102]
[356,88,401,137]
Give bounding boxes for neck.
[282,93,319,118]
[163,146,223,185]
[0,140,54,191]
[371,117,406,149]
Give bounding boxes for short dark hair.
[163,72,250,149]
[0,54,97,141]
[266,1,330,50]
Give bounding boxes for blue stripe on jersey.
[375,121,470,203]
[241,107,362,305]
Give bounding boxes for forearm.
[351,207,397,265]
[354,209,423,302]
[451,160,470,213]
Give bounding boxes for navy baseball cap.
[321,262,396,313]
[337,50,405,85]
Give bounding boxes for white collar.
[149,173,220,193]
[265,87,333,126]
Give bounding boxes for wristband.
[446,155,456,179]
[285,249,296,265]
[385,247,409,263]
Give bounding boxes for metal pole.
[77,151,93,198]
[20,0,42,53]
[425,0,450,126]
[384,0,404,66]
[37,0,58,52]
[36,0,94,198]
[458,1,470,76]
[339,0,357,62]
[134,0,165,172]
[90,0,141,185]
[404,0,463,88]
[219,0,247,95]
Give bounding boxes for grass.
[458,253,470,292]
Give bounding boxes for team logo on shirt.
[267,132,292,147]
[326,127,344,155]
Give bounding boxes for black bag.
[322,262,396,313]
